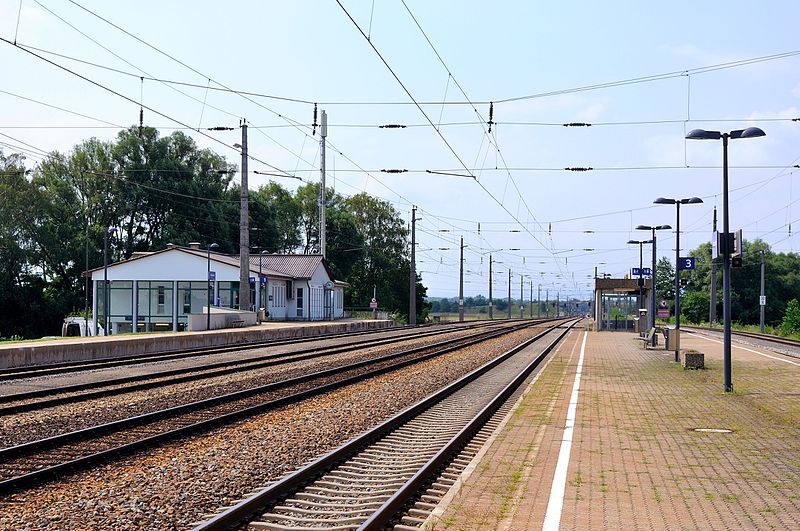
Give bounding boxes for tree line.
[654,238,800,332]
[0,127,427,339]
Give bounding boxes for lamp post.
[102,227,117,336]
[636,224,671,346]
[654,196,703,362]
[686,127,766,392]
[627,238,653,331]
[207,242,219,331]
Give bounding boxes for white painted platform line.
[542,330,587,531]
[689,333,800,367]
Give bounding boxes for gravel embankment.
[0,328,475,447]
[0,326,547,530]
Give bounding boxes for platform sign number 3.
[678,257,696,271]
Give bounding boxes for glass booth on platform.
[593,277,653,332]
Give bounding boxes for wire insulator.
[563,122,591,127]
[312,103,318,136]
[488,102,494,133]
[565,167,594,171]
[380,169,407,173]
[379,124,407,128]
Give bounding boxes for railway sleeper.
[272,505,376,517]
[256,512,366,526]
[293,492,388,504]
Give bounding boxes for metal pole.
[530,281,533,318]
[546,289,549,318]
[319,110,327,259]
[651,229,658,346]
[674,202,681,363]
[722,134,733,392]
[207,247,212,331]
[710,207,717,324]
[519,275,523,318]
[537,284,541,318]
[458,236,464,322]
[760,250,765,333]
[85,220,89,334]
[638,242,644,320]
[103,228,109,336]
[507,269,511,319]
[409,206,417,325]
[488,254,493,320]
[557,292,560,318]
[239,122,251,312]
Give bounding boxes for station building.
[86,244,348,334]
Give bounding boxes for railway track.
[193,320,578,530]
[0,320,512,382]
[683,325,800,358]
[0,320,520,415]
[0,319,552,494]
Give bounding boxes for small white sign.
[660,300,668,308]
[759,295,766,306]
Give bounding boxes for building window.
[157,286,165,314]
[296,287,304,317]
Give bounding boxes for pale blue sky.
[2,1,799,299]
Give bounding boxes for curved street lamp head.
[635,224,672,231]
[687,127,765,140]
[686,129,721,140]
[681,197,704,205]
[654,197,676,205]
[208,242,219,250]
[741,127,766,139]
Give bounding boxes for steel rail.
[0,321,511,414]
[0,320,545,494]
[0,320,510,381]
[193,320,576,530]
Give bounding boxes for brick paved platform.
[426,328,800,530]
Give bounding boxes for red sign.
[657,308,670,318]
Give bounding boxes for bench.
[634,327,657,349]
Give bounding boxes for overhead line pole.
[507,269,512,320]
[319,110,327,259]
[409,206,418,325]
[488,254,493,320]
[519,275,523,318]
[239,121,250,312]
[458,236,464,322]
[710,207,718,324]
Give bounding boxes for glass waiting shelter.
[593,277,652,332]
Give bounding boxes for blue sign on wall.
[678,257,696,270]
[208,271,216,281]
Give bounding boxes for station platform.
[0,319,395,369]
[427,327,800,530]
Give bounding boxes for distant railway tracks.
[0,320,514,415]
[0,319,557,494]
[683,325,800,358]
[194,319,578,530]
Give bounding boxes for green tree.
[681,290,710,324]
[343,193,427,321]
[656,257,675,309]
[780,299,800,335]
